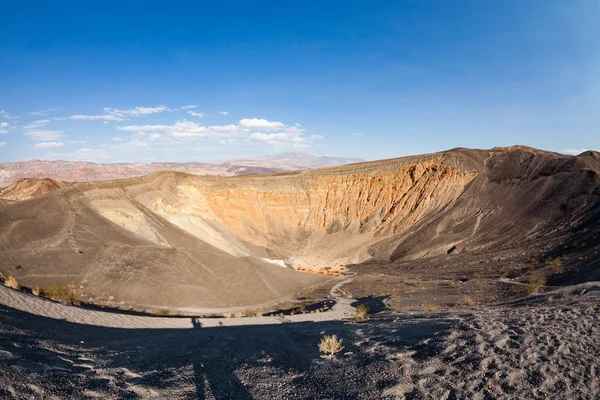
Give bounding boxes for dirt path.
[0,277,357,329]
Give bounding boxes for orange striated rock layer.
[196,158,478,247]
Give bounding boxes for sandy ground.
[0,282,598,399]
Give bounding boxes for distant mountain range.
[225,152,364,170]
[0,153,365,186]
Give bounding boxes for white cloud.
[563,148,589,155]
[117,120,248,139]
[219,111,229,115]
[0,121,8,134]
[35,141,64,149]
[104,105,168,118]
[0,122,8,128]
[239,118,285,130]
[132,132,164,141]
[249,132,308,148]
[30,108,59,116]
[0,142,6,148]
[23,120,50,129]
[112,136,126,141]
[117,117,318,149]
[24,130,65,141]
[70,114,124,121]
[0,110,16,119]
[353,133,365,137]
[188,111,204,118]
[180,105,198,110]
[69,105,169,122]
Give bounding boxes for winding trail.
[0,275,357,329]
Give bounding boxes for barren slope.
[0,186,324,309]
[0,178,67,201]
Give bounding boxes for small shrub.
[41,283,80,304]
[461,296,475,306]
[153,309,170,316]
[1,273,19,289]
[521,275,547,297]
[13,265,22,271]
[351,304,370,323]
[425,303,439,312]
[319,335,344,357]
[547,258,563,274]
[31,286,40,296]
[242,309,261,317]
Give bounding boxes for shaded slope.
[377,148,600,264]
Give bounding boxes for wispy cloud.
[35,141,64,149]
[112,136,126,141]
[23,120,50,129]
[104,105,168,118]
[219,111,229,115]
[116,116,319,149]
[0,110,17,119]
[249,132,310,148]
[352,133,365,137]
[24,130,65,141]
[0,122,9,134]
[69,105,169,122]
[29,108,59,116]
[188,111,204,118]
[562,148,589,155]
[0,142,6,148]
[117,120,248,139]
[70,114,123,121]
[180,105,198,110]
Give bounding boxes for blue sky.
[0,0,598,163]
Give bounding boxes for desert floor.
[0,282,598,399]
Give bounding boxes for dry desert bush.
[425,302,439,312]
[319,335,344,357]
[521,274,547,297]
[461,296,475,306]
[41,282,80,305]
[242,309,261,317]
[547,257,564,274]
[0,272,20,289]
[351,304,370,323]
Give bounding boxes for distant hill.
[0,153,364,186]
[225,152,365,170]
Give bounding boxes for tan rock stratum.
[1,146,599,308]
